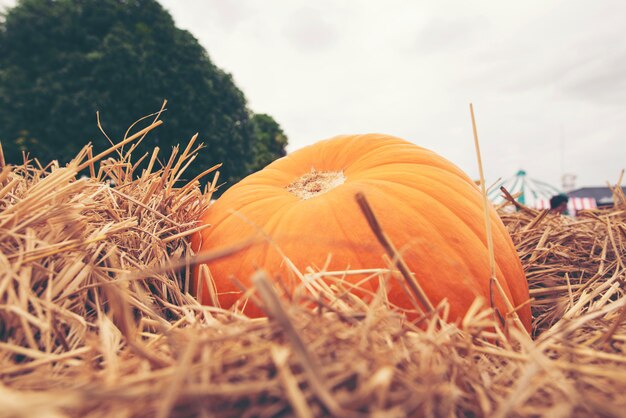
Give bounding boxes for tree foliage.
[0,0,287,188]
[249,113,288,172]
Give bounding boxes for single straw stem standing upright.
[470,104,530,337]
[469,103,497,279]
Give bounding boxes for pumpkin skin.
[192,134,531,331]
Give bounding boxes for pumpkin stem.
[286,169,345,200]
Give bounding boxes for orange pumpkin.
[192,134,531,330]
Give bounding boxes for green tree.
[0,0,287,188]
[249,113,288,172]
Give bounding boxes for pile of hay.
[1,120,625,417]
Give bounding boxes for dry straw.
[1,114,626,417]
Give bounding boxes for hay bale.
[1,120,626,417]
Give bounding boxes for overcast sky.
[2,0,624,189]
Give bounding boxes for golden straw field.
[1,117,625,417]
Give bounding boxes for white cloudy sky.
[155,0,625,189]
[2,0,624,189]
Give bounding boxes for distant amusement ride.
[488,170,597,215]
